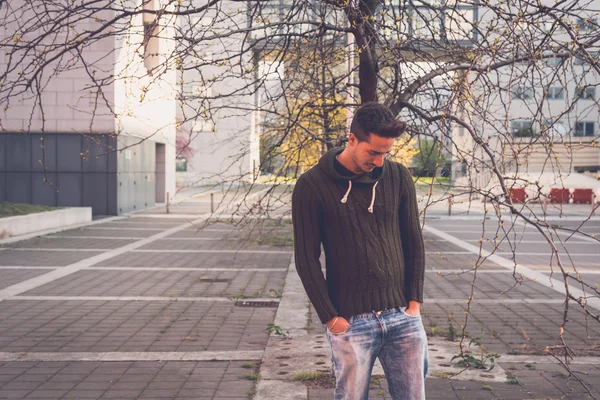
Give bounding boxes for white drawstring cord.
[368,181,379,213]
[340,180,352,203]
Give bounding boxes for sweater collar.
[317,147,386,184]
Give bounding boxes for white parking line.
[133,249,292,254]
[0,217,209,301]
[0,350,263,362]
[425,298,564,304]
[89,267,287,272]
[11,295,281,302]
[423,226,600,310]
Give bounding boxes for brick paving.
[0,189,599,399]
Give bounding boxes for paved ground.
[1,183,599,399]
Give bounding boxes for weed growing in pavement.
[452,338,500,371]
[482,384,493,391]
[266,322,288,336]
[269,289,282,298]
[242,372,261,381]
[242,362,255,369]
[525,363,535,370]
[505,372,522,385]
[291,371,335,387]
[430,371,454,379]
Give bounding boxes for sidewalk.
[257,217,600,400]
[0,186,598,399]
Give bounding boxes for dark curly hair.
[350,102,407,142]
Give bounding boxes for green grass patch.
[505,372,522,385]
[291,371,335,387]
[0,202,60,218]
[482,384,493,391]
[241,362,255,369]
[255,234,294,246]
[241,372,261,381]
[413,176,451,185]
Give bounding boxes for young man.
[292,102,427,400]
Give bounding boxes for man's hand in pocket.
[326,316,350,333]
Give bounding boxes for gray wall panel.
[6,172,31,203]
[0,173,6,202]
[107,173,118,215]
[57,173,82,207]
[0,135,6,171]
[57,136,82,172]
[32,173,58,206]
[82,135,109,173]
[108,135,118,173]
[7,135,31,172]
[31,135,57,172]
[82,173,108,215]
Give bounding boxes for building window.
[546,57,562,66]
[546,87,564,100]
[511,86,533,100]
[577,17,596,32]
[511,121,536,137]
[578,86,596,100]
[574,121,595,137]
[541,120,568,138]
[574,52,597,65]
[176,157,187,172]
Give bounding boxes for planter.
[0,207,92,239]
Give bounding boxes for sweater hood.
[317,147,386,184]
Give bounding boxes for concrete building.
[0,0,178,215]
[175,1,260,186]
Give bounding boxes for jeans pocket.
[400,307,422,319]
[327,317,353,336]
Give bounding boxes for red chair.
[508,187,526,203]
[572,188,594,204]
[549,188,570,203]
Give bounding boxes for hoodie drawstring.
[340,180,352,203]
[368,181,378,214]
[340,180,378,214]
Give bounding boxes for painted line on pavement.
[132,249,291,254]
[0,216,210,301]
[427,269,515,274]
[82,227,165,231]
[10,295,281,303]
[88,267,287,272]
[425,298,565,304]
[465,240,595,245]
[0,351,263,362]
[0,266,287,272]
[423,225,600,310]
[47,236,147,240]
[4,248,113,252]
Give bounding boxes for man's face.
[349,133,396,173]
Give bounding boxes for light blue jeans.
[326,307,428,400]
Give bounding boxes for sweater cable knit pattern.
[292,147,426,324]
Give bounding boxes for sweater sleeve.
[292,176,338,324]
[398,165,425,303]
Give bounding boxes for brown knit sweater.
[292,147,425,324]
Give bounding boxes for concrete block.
[0,207,92,239]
